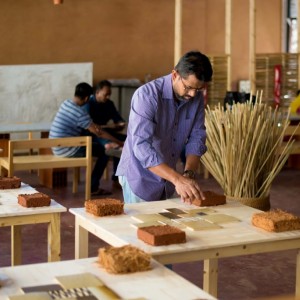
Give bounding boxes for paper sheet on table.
[55,272,103,289]
[131,214,169,223]
[199,214,240,223]
[180,219,222,231]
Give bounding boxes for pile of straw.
[201,95,294,199]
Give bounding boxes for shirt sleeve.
[77,108,93,130]
[129,88,164,169]
[185,95,207,157]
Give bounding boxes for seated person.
[84,80,126,187]
[50,82,123,196]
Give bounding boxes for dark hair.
[95,80,112,92]
[74,82,93,100]
[175,51,213,82]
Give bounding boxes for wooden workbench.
[70,199,300,298]
[0,257,216,300]
[0,183,66,265]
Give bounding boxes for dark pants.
[72,143,109,192]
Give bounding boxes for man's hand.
[88,122,103,137]
[94,124,102,135]
[175,177,200,204]
[147,163,204,203]
[174,176,204,204]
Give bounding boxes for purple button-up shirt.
[116,74,207,201]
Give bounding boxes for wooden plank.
[48,213,61,262]
[75,218,89,259]
[203,258,218,297]
[225,0,232,90]
[296,250,300,296]
[11,225,22,266]
[174,0,182,65]
[10,136,88,150]
[249,0,256,93]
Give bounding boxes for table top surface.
[0,183,66,217]
[0,122,52,134]
[0,257,216,300]
[70,199,300,256]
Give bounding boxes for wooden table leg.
[47,213,61,262]
[11,225,22,266]
[203,258,218,297]
[75,218,88,259]
[0,134,9,158]
[0,134,9,176]
[296,250,300,296]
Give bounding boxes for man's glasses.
[180,76,205,94]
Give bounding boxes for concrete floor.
[0,163,300,300]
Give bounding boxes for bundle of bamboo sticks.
[201,93,294,199]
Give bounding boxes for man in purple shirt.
[116,51,213,203]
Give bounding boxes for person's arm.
[101,122,126,131]
[184,154,200,175]
[87,122,123,146]
[148,162,203,204]
[176,95,206,202]
[184,95,207,159]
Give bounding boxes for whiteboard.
[0,63,93,124]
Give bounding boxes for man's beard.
[174,92,193,102]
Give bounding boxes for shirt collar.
[162,74,174,100]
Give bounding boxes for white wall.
[0,62,93,139]
[0,63,93,123]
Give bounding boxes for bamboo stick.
[202,100,295,199]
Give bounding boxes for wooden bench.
[280,125,300,155]
[279,125,300,170]
[285,125,300,153]
[0,136,92,200]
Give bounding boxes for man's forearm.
[148,162,204,202]
[147,155,201,184]
[184,154,200,173]
[148,163,182,186]
[100,130,123,145]
[88,123,123,146]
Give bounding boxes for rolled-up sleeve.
[185,95,207,156]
